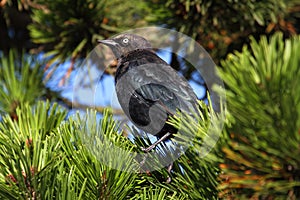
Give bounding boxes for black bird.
[99,34,199,152]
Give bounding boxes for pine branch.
[59,96,124,115]
[218,32,300,199]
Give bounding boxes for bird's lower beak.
[98,39,118,47]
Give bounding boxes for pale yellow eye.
[122,38,129,44]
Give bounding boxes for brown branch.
[0,0,7,7]
[61,97,124,115]
[25,0,49,11]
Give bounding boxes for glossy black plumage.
[99,34,198,150]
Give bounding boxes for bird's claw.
[140,145,155,153]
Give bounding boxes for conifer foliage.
[0,0,299,199]
[218,33,300,199]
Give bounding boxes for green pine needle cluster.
[0,50,45,118]
[0,100,221,199]
[146,0,295,63]
[218,33,300,199]
[28,0,150,66]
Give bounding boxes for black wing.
[115,49,198,135]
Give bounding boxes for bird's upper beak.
[98,39,118,47]
[98,39,122,58]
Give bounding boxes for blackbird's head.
[98,34,152,58]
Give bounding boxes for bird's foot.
[166,162,173,183]
[140,144,156,152]
[139,153,148,166]
[141,132,172,153]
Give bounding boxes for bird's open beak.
[98,39,118,47]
